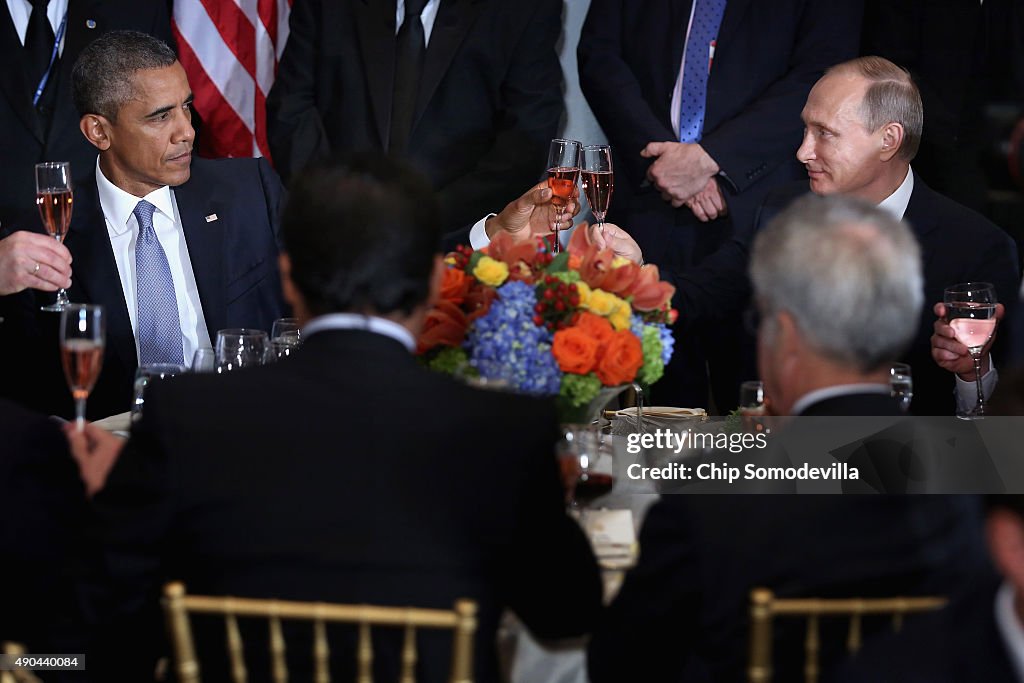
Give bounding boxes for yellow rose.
[472,255,509,287]
[609,303,632,331]
[575,281,592,308]
[586,289,628,320]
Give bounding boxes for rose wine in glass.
[944,282,997,419]
[581,145,614,230]
[36,161,74,311]
[60,304,105,430]
[546,139,581,254]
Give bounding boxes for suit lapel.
[0,3,43,141]
[412,0,485,131]
[173,166,227,340]
[353,0,397,149]
[670,0,693,75]
[714,0,753,51]
[64,175,137,374]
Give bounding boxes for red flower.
[417,300,468,354]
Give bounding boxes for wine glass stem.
[75,397,87,432]
[552,226,560,254]
[972,353,985,416]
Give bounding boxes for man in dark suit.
[68,155,602,682]
[0,31,285,419]
[266,0,563,237]
[0,0,172,234]
[587,196,991,683]
[577,0,862,409]
[837,496,1024,682]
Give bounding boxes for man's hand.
[485,181,579,243]
[931,302,1003,380]
[64,422,125,498]
[641,142,719,207]
[685,177,728,222]
[589,223,643,264]
[0,231,72,296]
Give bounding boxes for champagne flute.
[546,139,581,254]
[36,162,74,311]
[581,145,614,232]
[60,304,104,431]
[944,282,997,419]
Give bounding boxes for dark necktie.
[24,0,55,93]
[389,0,428,155]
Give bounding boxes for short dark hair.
[72,30,178,120]
[281,156,442,317]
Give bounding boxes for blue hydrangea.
[467,280,561,396]
[658,323,675,366]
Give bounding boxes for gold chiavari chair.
[747,587,947,683]
[162,582,477,683]
[0,643,42,683]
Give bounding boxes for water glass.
[191,347,216,373]
[271,317,301,345]
[132,363,186,420]
[215,329,269,372]
[739,380,765,414]
[889,363,913,414]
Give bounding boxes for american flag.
[172,0,293,159]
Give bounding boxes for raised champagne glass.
[60,304,104,431]
[581,145,614,232]
[36,161,74,311]
[944,282,997,419]
[546,139,581,254]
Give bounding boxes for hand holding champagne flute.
[547,139,581,254]
[60,304,104,431]
[943,282,997,419]
[36,161,74,311]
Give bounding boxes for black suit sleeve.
[266,0,332,181]
[587,498,702,683]
[577,0,678,194]
[434,0,563,233]
[700,0,862,195]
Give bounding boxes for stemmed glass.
[546,139,581,254]
[60,304,104,431]
[944,282,997,419]
[36,161,74,311]
[581,145,614,232]
[132,363,186,421]
[215,329,269,372]
[889,363,913,414]
[558,426,612,511]
[270,317,301,360]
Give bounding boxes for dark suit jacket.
[578,0,862,266]
[0,398,85,648]
[266,0,563,236]
[798,391,903,417]
[587,496,990,683]
[80,329,602,682]
[836,578,1016,683]
[0,157,286,419]
[0,0,173,234]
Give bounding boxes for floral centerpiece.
[417,229,677,422]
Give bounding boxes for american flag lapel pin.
[205,213,218,223]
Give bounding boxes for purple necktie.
[134,200,184,365]
[678,0,727,143]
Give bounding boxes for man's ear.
[426,254,445,307]
[79,114,112,151]
[879,122,905,162]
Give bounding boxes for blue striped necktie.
[133,200,184,365]
[678,0,727,143]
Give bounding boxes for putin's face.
[93,62,195,197]
[795,73,888,200]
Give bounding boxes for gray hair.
[827,56,924,162]
[750,194,923,373]
[72,31,178,120]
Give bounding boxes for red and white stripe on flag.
[172,0,293,160]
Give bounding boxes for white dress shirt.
[876,166,997,411]
[994,582,1024,682]
[303,313,416,352]
[95,159,211,366]
[5,0,67,53]
[396,0,440,44]
[669,1,702,139]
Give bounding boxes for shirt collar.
[790,383,891,416]
[95,157,176,237]
[302,313,416,353]
[994,582,1024,682]
[876,166,914,220]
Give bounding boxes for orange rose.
[595,330,643,385]
[552,327,600,375]
[573,311,615,352]
[440,267,471,304]
[417,300,468,353]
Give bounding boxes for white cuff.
[469,214,496,250]
[954,355,998,413]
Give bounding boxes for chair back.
[747,587,946,683]
[162,582,477,683]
